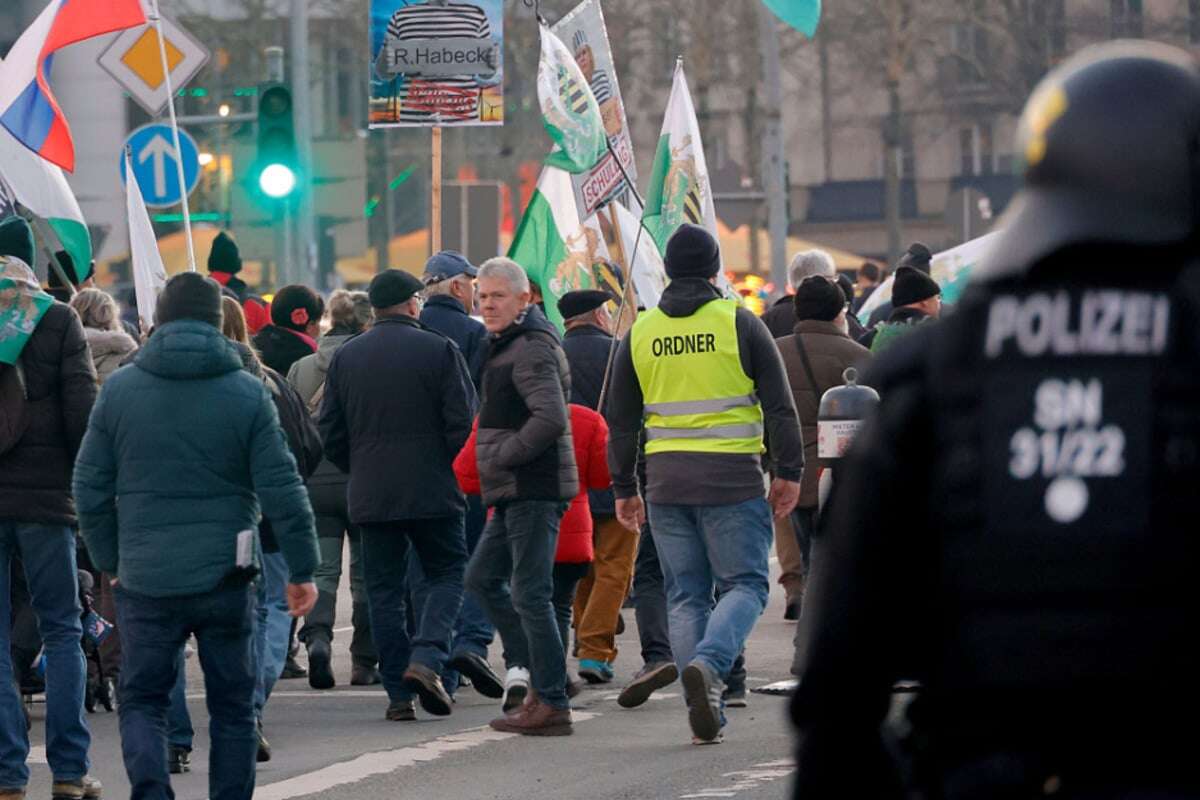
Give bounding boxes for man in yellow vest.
[608,224,804,744]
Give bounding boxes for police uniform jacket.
[791,265,1200,797]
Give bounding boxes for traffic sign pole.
[150,0,196,272]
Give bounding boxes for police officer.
[791,41,1200,798]
[607,223,804,744]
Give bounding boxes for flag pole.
[20,209,77,297]
[431,126,442,255]
[595,212,647,415]
[149,0,196,272]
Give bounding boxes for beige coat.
[84,327,138,385]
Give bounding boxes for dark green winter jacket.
[74,320,319,597]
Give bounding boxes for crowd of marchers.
[0,207,943,800]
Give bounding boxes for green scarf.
[0,255,54,365]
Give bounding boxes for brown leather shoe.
[490,699,573,736]
[402,664,452,717]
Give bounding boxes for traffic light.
[256,83,297,199]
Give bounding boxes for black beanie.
[891,266,941,308]
[208,231,242,275]
[0,216,35,267]
[664,224,720,280]
[155,272,224,328]
[271,284,324,332]
[897,242,932,274]
[793,276,845,322]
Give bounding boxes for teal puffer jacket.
[74,320,320,597]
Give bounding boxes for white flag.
[125,151,167,331]
[613,200,667,310]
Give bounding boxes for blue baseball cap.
[423,250,477,283]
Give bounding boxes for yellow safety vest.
[630,299,764,456]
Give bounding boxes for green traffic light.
[259,163,297,198]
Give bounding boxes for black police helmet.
[981,41,1200,280]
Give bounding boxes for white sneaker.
[502,667,530,713]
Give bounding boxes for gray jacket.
[476,306,578,507]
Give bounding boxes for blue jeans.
[408,496,493,693]
[0,522,89,788]
[361,517,467,704]
[255,552,291,716]
[115,583,257,800]
[465,501,568,710]
[648,498,772,680]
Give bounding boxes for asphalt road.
[20,556,799,800]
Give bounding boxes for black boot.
[307,639,334,690]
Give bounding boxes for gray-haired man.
[465,258,579,737]
[762,250,837,338]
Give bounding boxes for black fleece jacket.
[607,278,804,506]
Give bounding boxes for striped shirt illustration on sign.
[588,68,612,106]
[384,1,492,124]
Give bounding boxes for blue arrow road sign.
[119,124,201,208]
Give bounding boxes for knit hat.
[208,231,242,275]
[368,269,424,309]
[0,216,35,267]
[270,284,323,331]
[155,272,223,328]
[891,266,941,308]
[793,276,845,322]
[897,242,933,274]
[664,224,720,280]
[557,289,612,320]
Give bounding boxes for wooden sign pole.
[431,126,443,255]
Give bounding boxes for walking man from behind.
[0,217,100,800]
[73,273,320,800]
[465,258,579,736]
[319,269,476,722]
[607,224,804,744]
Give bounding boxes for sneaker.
[578,659,614,684]
[722,686,748,708]
[502,666,530,713]
[489,700,572,736]
[385,700,416,721]
[351,664,381,686]
[168,746,191,775]
[617,661,678,709]
[681,661,724,743]
[50,776,101,799]
[307,639,335,690]
[448,652,504,699]
[280,654,307,680]
[692,732,725,746]
[402,664,452,717]
[256,720,272,763]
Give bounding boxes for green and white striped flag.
[0,119,90,283]
[508,165,608,332]
[642,60,721,273]
[537,24,607,174]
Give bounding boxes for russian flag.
[0,0,146,173]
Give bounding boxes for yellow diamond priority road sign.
[98,15,209,117]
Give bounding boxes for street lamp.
[218,103,231,118]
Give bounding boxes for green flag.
[0,254,54,365]
[537,25,607,174]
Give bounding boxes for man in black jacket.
[465,257,578,737]
[319,269,476,723]
[792,42,1200,799]
[557,290,633,684]
[420,250,487,388]
[0,217,101,800]
[415,251,501,699]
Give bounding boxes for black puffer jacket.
[0,303,97,525]
[253,324,316,377]
[477,306,578,507]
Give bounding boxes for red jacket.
[454,404,611,564]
